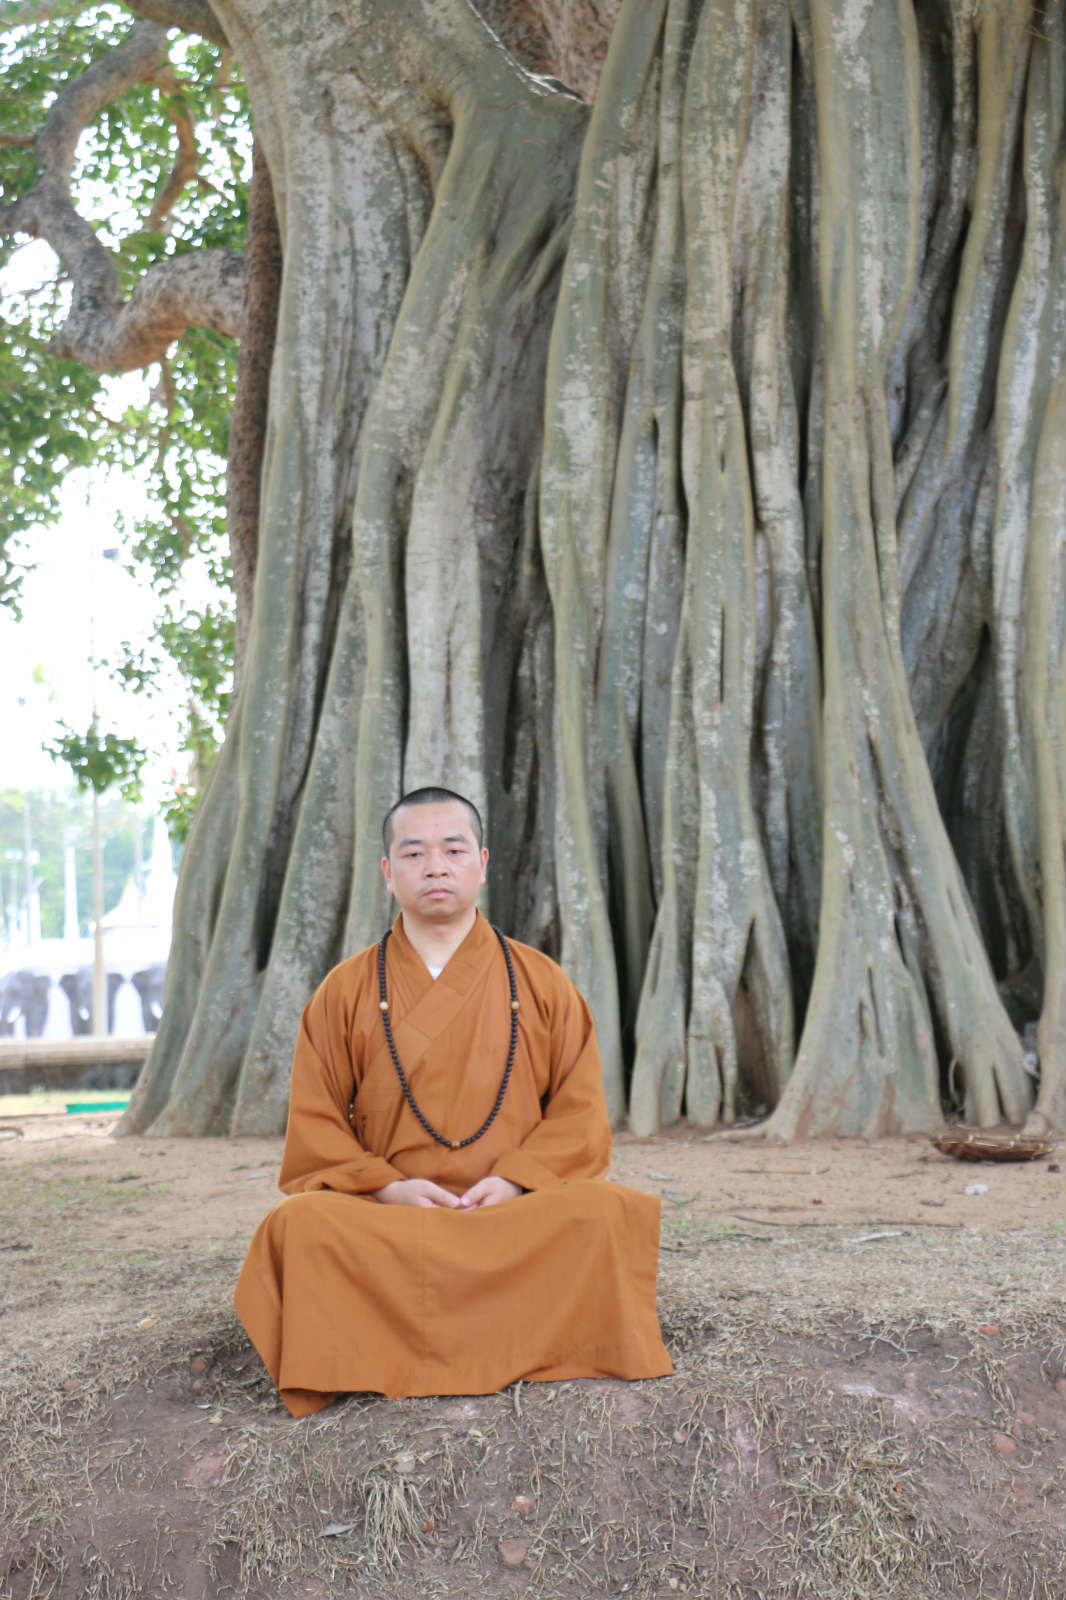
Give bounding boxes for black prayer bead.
[367,924,519,1150]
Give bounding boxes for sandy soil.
[1,1114,1063,1599]
[3,1110,1062,1239]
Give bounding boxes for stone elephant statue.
[131,964,166,1033]
[58,968,123,1035]
[0,969,51,1036]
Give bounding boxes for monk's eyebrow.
[396,833,471,848]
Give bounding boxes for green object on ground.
[64,1098,132,1114]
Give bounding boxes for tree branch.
[5,0,90,23]
[147,101,201,229]
[0,18,243,372]
[58,247,244,368]
[125,0,228,48]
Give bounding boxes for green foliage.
[0,316,112,615]
[0,4,247,832]
[110,597,234,840]
[111,598,234,707]
[160,774,200,846]
[121,328,234,595]
[47,718,146,800]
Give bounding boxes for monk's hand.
[373,1178,460,1208]
[457,1176,523,1209]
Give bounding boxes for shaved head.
[382,787,483,854]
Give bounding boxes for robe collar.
[389,906,496,997]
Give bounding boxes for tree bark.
[226,137,282,686]
[112,0,1063,1138]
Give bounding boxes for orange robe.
[234,911,672,1416]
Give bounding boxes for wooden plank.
[0,1036,154,1074]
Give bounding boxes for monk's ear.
[479,847,489,883]
[381,856,393,895]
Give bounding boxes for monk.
[234,786,673,1416]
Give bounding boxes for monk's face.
[381,800,489,926]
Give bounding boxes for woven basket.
[930,1132,1054,1163]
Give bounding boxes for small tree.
[48,719,144,1032]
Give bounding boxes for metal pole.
[63,837,79,941]
[91,788,107,1034]
[22,801,33,940]
[133,813,145,924]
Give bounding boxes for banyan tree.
[5,0,1063,1138]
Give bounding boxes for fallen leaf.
[499,1537,529,1568]
[320,1521,356,1538]
[136,1314,158,1331]
[185,1450,228,1489]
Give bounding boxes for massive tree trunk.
[119,0,1064,1140]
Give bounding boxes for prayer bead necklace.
[373,924,519,1149]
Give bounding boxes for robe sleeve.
[489,965,611,1192]
[278,970,405,1197]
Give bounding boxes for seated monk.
[234,786,673,1417]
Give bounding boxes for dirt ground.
[1,1113,1063,1599]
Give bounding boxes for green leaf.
[48,718,146,801]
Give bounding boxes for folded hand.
[373,1178,460,1207]
[457,1176,522,1209]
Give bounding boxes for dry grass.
[1,1144,1064,1599]
[2,1274,1064,1599]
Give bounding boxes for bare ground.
[0,1114,1063,1599]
